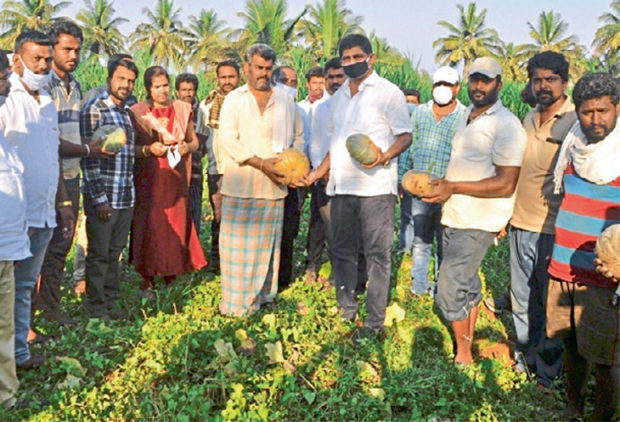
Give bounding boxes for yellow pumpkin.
[595,224,620,279]
[401,170,435,197]
[93,125,127,153]
[274,149,310,184]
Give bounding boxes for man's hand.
[496,224,509,241]
[88,137,116,158]
[58,207,75,239]
[95,203,113,221]
[422,178,454,203]
[361,144,388,169]
[594,257,619,283]
[149,142,168,157]
[261,157,286,185]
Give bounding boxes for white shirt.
[0,72,60,228]
[442,100,527,232]
[308,97,332,169]
[327,71,411,196]
[0,127,31,261]
[298,91,328,122]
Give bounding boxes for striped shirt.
[45,70,82,179]
[398,100,466,180]
[80,96,135,209]
[548,164,620,288]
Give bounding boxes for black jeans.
[331,194,396,328]
[207,174,222,264]
[278,188,304,291]
[306,180,331,274]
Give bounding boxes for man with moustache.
[80,57,139,319]
[298,66,327,120]
[196,61,240,272]
[0,31,74,369]
[398,66,466,296]
[304,57,346,283]
[33,20,113,329]
[306,34,412,340]
[509,51,576,389]
[217,44,303,316]
[546,72,620,420]
[423,57,526,364]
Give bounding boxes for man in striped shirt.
[80,58,139,319]
[546,72,620,420]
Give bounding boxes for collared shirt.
[218,84,304,200]
[197,97,224,175]
[442,100,527,232]
[398,100,467,180]
[45,69,83,180]
[326,71,411,197]
[0,130,31,261]
[298,92,328,122]
[82,85,137,108]
[0,72,59,229]
[308,97,332,169]
[80,95,135,209]
[511,97,577,235]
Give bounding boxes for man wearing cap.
[423,57,526,364]
[398,66,466,296]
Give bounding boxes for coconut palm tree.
[236,0,307,58]
[185,9,231,71]
[369,31,406,73]
[76,0,127,56]
[0,0,70,49]
[494,42,529,82]
[129,0,187,69]
[593,0,620,61]
[299,0,362,60]
[432,2,500,78]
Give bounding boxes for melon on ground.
[346,133,380,165]
[595,224,620,279]
[274,149,310,185]
[401,170,435,197]
[93,125,127,153]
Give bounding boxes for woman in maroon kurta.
[131,66,206,288]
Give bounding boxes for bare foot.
[454,351,473,365]
[74,280,86,295]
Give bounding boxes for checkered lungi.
[219,195,283,316]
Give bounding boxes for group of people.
[0,18,617,420]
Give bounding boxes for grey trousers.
[331,194,395,328]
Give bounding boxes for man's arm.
[80,105,108,207]
[59,138,114,158]
[423,165,521,203]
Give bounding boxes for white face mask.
[276,82,297,99]
[432,85,453,106]
[17,55,50,91]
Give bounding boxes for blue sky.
[65,0,612,72]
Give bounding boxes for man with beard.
[33,20,112,331]
[305,34,412,341]
[217,44,303,316]
[546,72,620,420]
[304,57,346,283]
[423,57,526,364]
[298,66,327,120]
[508,51,576,389]
[0,30,74,370]
[80,57,138,319]
[197,61,240,272]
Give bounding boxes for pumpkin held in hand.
[346,133,381,165]
[274,149,310,184]
[595,224,620,279]
[401,170,435,197]
[93,125,127,153]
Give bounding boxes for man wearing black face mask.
[422,57,527,365]
[305,35,412,342]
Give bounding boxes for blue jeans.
[14,226,54,364]
[410,197,443,293]
[510,227,563,387]
[398,193,413,252]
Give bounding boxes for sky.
[64,0,612,73]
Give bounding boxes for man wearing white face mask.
[398,66,466,296]
[0,31,74,370]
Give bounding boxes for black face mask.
[343,59,369,79]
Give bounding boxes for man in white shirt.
[306,34,412,340]
[423,57,526,364]
[0,50,30,409]
[297,66,327,120]
[0,31,74,370]
[305,57,346,283]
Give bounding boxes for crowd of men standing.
[0,18,618,420]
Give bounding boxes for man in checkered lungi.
[217,43,304,316]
